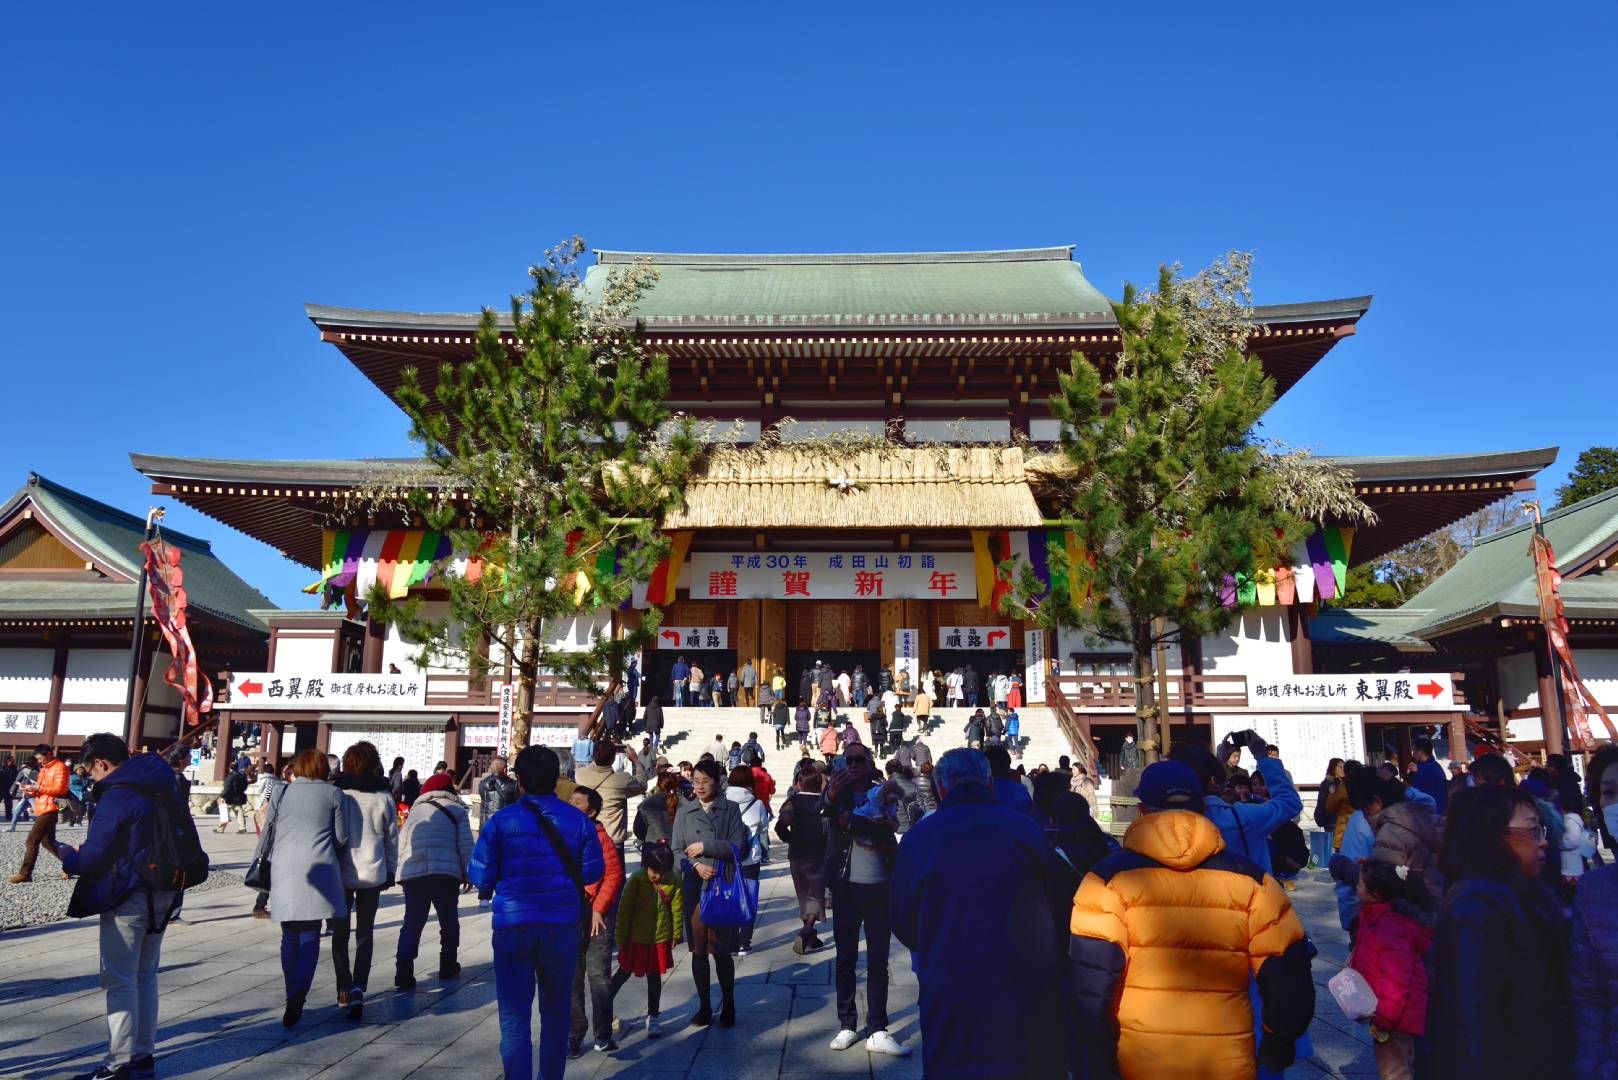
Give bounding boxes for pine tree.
[1555,446,1618,508]
[372,239,698,752]
[1018,256,1369,755]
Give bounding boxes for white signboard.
[689,551,976,601]
[466,723,576,749]
[226,672,426,710]
[329,724,443,782]
[497,684,514,758]
[895,629,919,693]
[938,626,1012,650]
[1025,630,1047,705]
[529,725,577,748]
[1248,673,1456,712]
[1,711,45,735]
[1212,713,1365,790]
[653,626,729,650]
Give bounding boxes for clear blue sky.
[4,4,1613,609]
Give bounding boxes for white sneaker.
[829,1029,860,1051]
[646,1014,662,1038]
[866,1030,911,1056]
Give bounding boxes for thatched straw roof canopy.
[665,447,1043,530]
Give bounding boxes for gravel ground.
[0,822,245,931]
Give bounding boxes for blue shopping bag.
[698,844,759,928]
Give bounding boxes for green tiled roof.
[1401,485,1618,637]
[1311,608,1435,651]
[0,474,272,632]
[580,247,1114,328]
[309,247,1371,334]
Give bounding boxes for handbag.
[242,784,285,891]
[1327,964,1379,1022]
[698,843,759,928]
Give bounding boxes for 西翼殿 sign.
[225,672,427,709]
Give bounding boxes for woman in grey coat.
[330,741,399,1019]
[254,749,349,1027]
[672,760,747,1027]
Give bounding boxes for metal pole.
[122,507,164,746]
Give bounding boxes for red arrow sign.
[237,679,263,697]
[987,629,1008,648]
[1417,680,1444,699]
[661,631,681,647]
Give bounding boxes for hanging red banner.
[141,537,213,726]
[1531,532,1616,750]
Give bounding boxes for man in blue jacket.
[57,733,187,1080]
[890,748,1063,1078]
[470,745,604,1080]
[669,655,690,707]
[1408,736,1449,815]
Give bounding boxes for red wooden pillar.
[1287,604,1314,675]
[212,710,235,783]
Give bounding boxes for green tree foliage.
[372,239,698,750]
[1016,256,1370,753]
[1555,446,1618,509]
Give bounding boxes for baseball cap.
[1134,761,1204,811]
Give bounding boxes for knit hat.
[420,773,454,796]
[1134,761,1204,811]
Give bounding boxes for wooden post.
[213,710,234,783]
[362,616,386,674]
[43,641,67,748]
[1533,629,1566,756]
[1153,617,1172,758]
[761,600,787,688]
[1288,603,1314,675]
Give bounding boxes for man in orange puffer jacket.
[1070,760,1316,1080]
[10,743,70,883]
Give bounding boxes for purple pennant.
[1220,574,1237,608]
[331,530,368,589]
[1027,530,1051,601]
[1306,530,1335,600]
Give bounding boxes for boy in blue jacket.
[58,732,190,1080]
[471,745,603,1080]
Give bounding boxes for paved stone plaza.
[0,822,1379,1079]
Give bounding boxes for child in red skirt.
[611,843,684,1038]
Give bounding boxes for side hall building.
[130,247,1557,781]
[0,473,269,756]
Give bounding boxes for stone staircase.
[646,704,1080,771]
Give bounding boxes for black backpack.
[222,771,248,804]
[1269,821,1310,876]
[140,784,211,896]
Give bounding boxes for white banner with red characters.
[688,551,976,601]
[939,626,1012,650]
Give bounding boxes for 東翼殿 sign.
[1248,673,1456,712]
[224,672,427,709]
[688,551,976,600]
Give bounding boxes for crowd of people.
[34,704,1618,1080]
